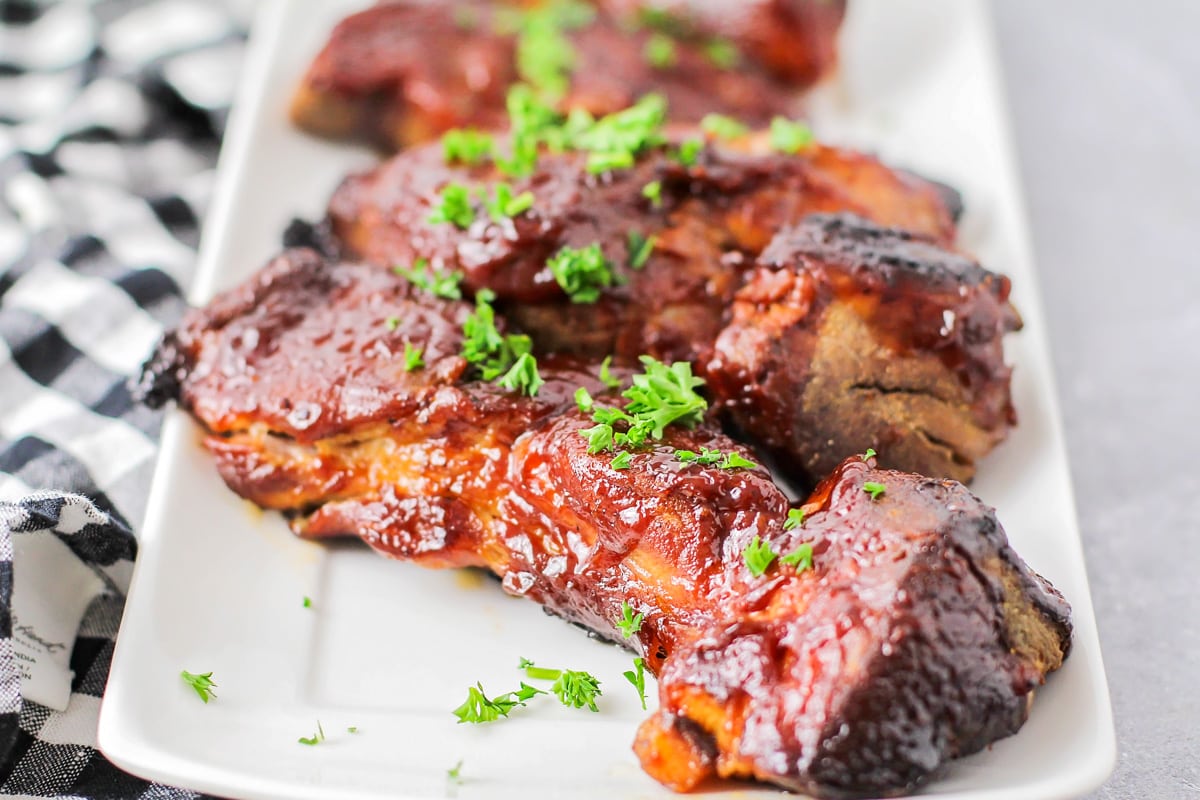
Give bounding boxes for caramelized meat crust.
[140,250,1070,797]
[291,1,844,150]
[707,214,1022,485]
[326,134,1015,481]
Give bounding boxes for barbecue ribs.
[325,129,1013,483]
[140,248,1070,798]
[291,0,845,150]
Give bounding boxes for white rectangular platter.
[97,1,1117,798]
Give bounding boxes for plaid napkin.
[0,0,249,795]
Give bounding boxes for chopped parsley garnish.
[624,657,648,710]
[742,535,777,577]
[447,759,464,784]
[385,316,400,332]
[770,116,815,154]
[627,231,656,269]
[863,481,887,500]
[180,670,216,703]
[575,386,594,412]
[394,258,464,300]
[779,542,814,572]
[784,507,806,530]
[673,138,703,167]
[297,720,326,746]
[548,243,619,303]
[403,341,424,372]
[644,33,678,68]
[461,289,533,380]
[497,352,544,396]
[641,179,663,208]
[704,38,740,69]
[484,182,535,221]
[598,355,621,389]
[443,128,493,165]
[674,448,755,470]
[610,450,633,470]
[575,94,668,174]
[453,681,546,724]
[863,447,877,460]
[700,113,748,140]
[616,600,644,638]
[302,595,312,608]
[580,357,707,454]
[521,661,603,712]
[428,183,475,228]
[347,726,359,734]
[512,1,595,100]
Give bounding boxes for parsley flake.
[394,258,464,300]
[385,316,400,332]
[520,661,603,712]
[675,447,722,465]
[403,341,424,372]
[576,94,668,174]
[548,243,619,303]
[461,289,533,381]
[180,670,216,703]
[784,507,806,530]
[447,759,464,785]
[610,450,633,470]
[644,33,678,68]
[575,386,594,412]
[863,447,877,460]
[624,657,648,710]
[298,720,326,746]
[719,452,757,470]
[863,481,886,500]
[673,138,703,167]
[497,352,544,396]
[700,113,748,140]
[742,535,777,577]
[443,128,493,166]
[483,182,535,221]
[780,542,814,572]
[704,38,740,69]
[428,183,475,228]
[627,231,657,269]
[580,357,707,454]
[770,117,815,154]
[302,595,312,608]
[598,355,621,389]
[616,600,644,638]
[347,726,359,734]
[641,179,663,208]
[452,681,546,724]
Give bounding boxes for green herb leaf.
[443,128,494,165]
[779,542,814,572]
[784,507,806,530]
[675,447,722,466]
[347,726,359,734]
[641,179,663,208]
[627,231,657,270]
[673,138,703,167]
[863,447,877,460]
[302,596,312,608]
[575,386,594,412]
[428,183,475,228]
[770,117,815,155]
[623,657,648,710]
[519,661,603,712]
[719,452,757,470]
[863,481,886,500]
[394,258,464,300]
[497,351,544,396]
[297,720,326,746]
[700,113,748,140]
[483,182,535,221]
[385,316,400,332]
[452,681,545,724]
[403,341,424,372]
[180,670,217,703]
[616,600,644,638]
[644,33,677,68]
[461,290,533,381]
[742,535,777,577]
[704,38,740,69]
[599,355,621,389]
[580,422,614,453]
[548,243,619,303]
[621,356,707,439]
[576,94,668,174]
[447,759,464,784]
[610,450,633,470]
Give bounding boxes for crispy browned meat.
[707,214,1021,485]
[139,249,1069,798]
[290,0,844,150]
[325,132,1011,481]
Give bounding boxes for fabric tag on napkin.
[10,532,106,711]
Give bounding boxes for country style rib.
[138,248,1070,798]
[291,0,845,150]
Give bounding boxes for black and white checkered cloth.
[0,0,250,795]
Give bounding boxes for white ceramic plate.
[97,1,1117,798]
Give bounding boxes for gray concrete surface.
[991,2,1200,797]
